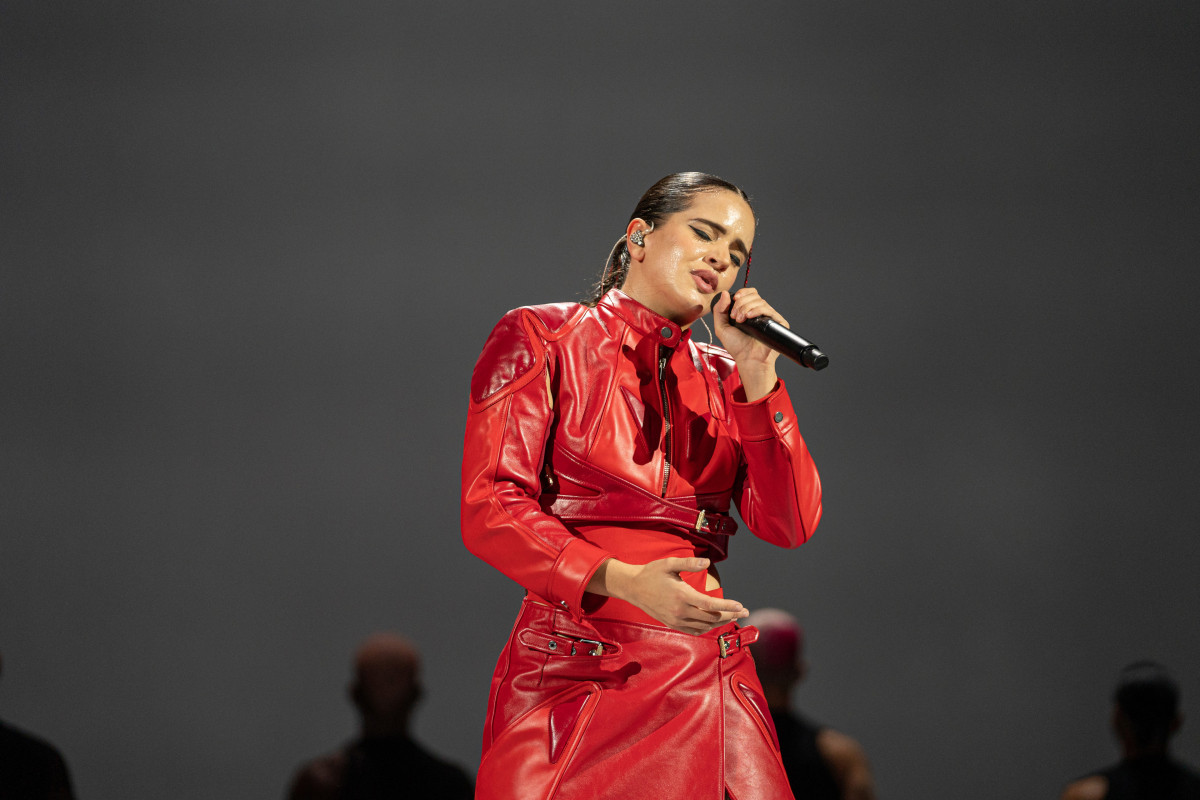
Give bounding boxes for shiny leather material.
[461,289,822,619]
[474,598,794,800]
[549,693,590,764]
[462,290,821,798]
[540,441,739,560]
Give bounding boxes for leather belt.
[718,625,759,659]
[540,444,739,560]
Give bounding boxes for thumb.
[659,556,711,574]
[711,291,732,317]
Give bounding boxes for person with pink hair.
[744,609,875,800]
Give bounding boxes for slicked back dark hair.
[585,172,753,306]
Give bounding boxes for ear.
[625,218,650,262]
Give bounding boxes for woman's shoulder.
[518,301,589,336]
[485,301,588,334]
[480,301,586,348]
[470,302,588,406]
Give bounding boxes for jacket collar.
[598,289,690,350]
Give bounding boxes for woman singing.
[460,172,823,800]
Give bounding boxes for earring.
[629,229,645,247]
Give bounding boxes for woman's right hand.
[588,557,749,635]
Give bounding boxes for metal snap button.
[661,326,672,338]
[547,640,558,650]
[774,411,784,423]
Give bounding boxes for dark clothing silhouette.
[0,719,76,800]
[287,734,472,800]
[770,709,839,800]
[1089,756,1200,800]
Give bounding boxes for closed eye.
[692,225,742,267]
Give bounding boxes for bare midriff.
[704,570,721,591]
[572,523,725,625]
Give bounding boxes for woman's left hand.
[711,288,787,401]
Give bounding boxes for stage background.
[3,2,1198,797]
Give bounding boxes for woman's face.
[621,189,755,327]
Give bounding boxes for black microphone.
[710,290,829,371]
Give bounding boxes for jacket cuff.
[731,379,797,441]
[547,538,613,621]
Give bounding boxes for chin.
[677,304,705,328]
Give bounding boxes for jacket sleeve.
[460,308,613,620]
[729,377,823,548]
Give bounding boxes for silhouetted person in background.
[0,651,77,800]
[286,633,473,800]
[1060,661,1200,800]
[745,609,875,800]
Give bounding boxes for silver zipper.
[658,346,672,497]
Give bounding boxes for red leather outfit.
[461,290,822,800]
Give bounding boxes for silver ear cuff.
[628,222,653,247]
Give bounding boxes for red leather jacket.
[461,289,822,623]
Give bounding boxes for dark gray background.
[3,2,1198,798]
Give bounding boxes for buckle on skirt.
[718,630,742,658]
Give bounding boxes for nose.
[706,244,732,272]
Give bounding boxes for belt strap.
[540,444,738,560]
[718,625,759,658]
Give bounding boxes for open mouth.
[691,270,718,294]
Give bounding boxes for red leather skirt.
[476,597,794,800]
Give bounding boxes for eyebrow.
[690,218,749,258]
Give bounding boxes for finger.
[679,606,725,624]
[676,611,744,635]
[729,290,766,322]
[681,610,747,630]
[690,594,746,615]
[731,296,771,323]
[660,557,710,575]
[709,292,732,323]
[734,299,789,329]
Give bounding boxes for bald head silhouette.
[349,633,422,738]
[286,634,474,800]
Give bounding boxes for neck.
[617,285,701,329]
[1124,742,1170,760]
[360,716,409,739]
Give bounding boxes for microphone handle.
[732,315,829,371]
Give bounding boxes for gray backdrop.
[3,2,1198,798]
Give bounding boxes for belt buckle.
[557,633,606,656]
[577,639,605,656]
[718,631,740,659]
[695,509,707,532]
